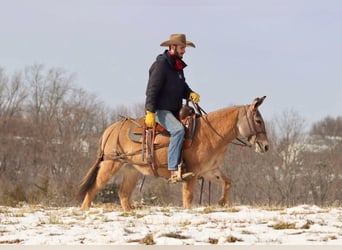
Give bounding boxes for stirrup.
[168,173,194,183]
[168,167,194,183]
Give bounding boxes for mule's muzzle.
[255,140,269,154]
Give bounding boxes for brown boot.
[168,169,194,183]
[178,161,194,180]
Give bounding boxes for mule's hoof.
[218,198,227,206]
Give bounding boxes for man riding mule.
[145,34,200,183]
[76,95,270,211]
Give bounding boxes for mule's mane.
[202,105,242,118]
[199,105,242,124]
[195,105,242,144]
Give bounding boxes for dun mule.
[76,96,269,211]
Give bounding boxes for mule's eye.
[256,119,262,125]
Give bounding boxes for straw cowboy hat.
[160,34,196,48]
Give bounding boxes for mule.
[76,96,269,211]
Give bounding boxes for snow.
[0,204,341,245]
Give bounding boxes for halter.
[242,105,267,145]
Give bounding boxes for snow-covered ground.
[0,204,341,245]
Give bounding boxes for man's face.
[171,45,186,58]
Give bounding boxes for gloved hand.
[190,92,200,103]
[145,111,156,127]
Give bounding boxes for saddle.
[128,105,197,149]
[127,103,202,178]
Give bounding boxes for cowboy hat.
[160,34,196,48]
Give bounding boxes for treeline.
[0,65,341,207]
[0,65,142,206]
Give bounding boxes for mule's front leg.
[217,169,231,206]
[203,168,231,206]
[182,177,196,209]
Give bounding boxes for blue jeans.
[155,110,185,171]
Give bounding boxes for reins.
[191,100,207,116]
[198,104,265,205]
[189,101,210,205]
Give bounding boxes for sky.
[0,0,341,128]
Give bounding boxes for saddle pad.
[128,118,170,145]
[128,115,195,149]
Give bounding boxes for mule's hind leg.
[214,169,231,206]
[81,161,121,210]
[118,165,140,211]
[203,168,231,206]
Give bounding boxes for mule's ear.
[251,96,266,110]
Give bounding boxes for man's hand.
[190,92,200,103]
[145,111,156,127]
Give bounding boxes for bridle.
[234,105,267,148]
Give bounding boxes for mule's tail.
[75,158,101,203]
[75,137,104,203]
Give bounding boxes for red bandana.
[169,51,184,71]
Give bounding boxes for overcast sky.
[1,0,341,128]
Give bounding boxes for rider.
[145,34,200,182]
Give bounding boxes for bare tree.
[0,68,29,204]
[311,116,342,137]
[0,68,27,128]
[223,111,308,207]
[302,116,342,205]
[0,65,111,205]
[267,110,306,206]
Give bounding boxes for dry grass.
[208,237,218,244]
[241,230,255,235]
[160,232,190,239]
[48,213,63,224]
[301,220,314,229]
[139,233,155,245]
[259,205,285,212]
[126,233,155,245]
[272,221,296,230]
[0,239,23,244]
[201,206,240,214]
[226,235,243,243]
[226,207,241,213]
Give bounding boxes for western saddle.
[128,104,197,179]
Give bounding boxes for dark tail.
[75,136,104,203]
[75,157,101,203]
